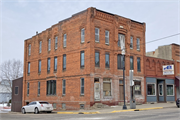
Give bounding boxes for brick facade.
[23,7,146,110]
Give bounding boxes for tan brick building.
[23,7,146,110]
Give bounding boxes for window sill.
[95,41,100,43]
[137,49,140,51]
[105,43,109,45]
[37,95,40,97]
[80,94,84,97]
[47,71,50,74]
[95,66,100,68]
[38,72,41,75]
[27,73,30,76]
[130,48,133,50]
[105,67,110,70]
[80,67,85,69]
[54,71,57,73]
[63,46,66,48]
[81,42,85,44]
[46,95,57,96]
[63,69,66,72]
[147,95,156,96]
[62,94,65,97]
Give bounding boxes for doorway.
[119,80,124,101]
[94,78,100,101]
[157,79,166,102]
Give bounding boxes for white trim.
[166,84,174,96]
[147,83,156,96]
[158,84,163,96]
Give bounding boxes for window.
[28,62,30,74]
[39,41,42,53]
[105,30,109,44]
[137,38,140,50]
[54,57,57,71]
[147,83,155,95]
[134,81,141,95]
[38,82,40,95]
[95,51,100,67]
[62,103,66,110]
[117,54,125,69]
[80,51,84,68]
[137,57,141,72]
[80,78,84,95]
[95,28,99,42]
[48,39,51,51]
[118,34,125,49]
[15,87,18,95]
[81,28,85,43]
[28,44,31,55]
[53,103,56,109]
[158,84,163,96]
[55,36,58,49]
[63,34,66,47]
[46,80,56,95]
[63,54,66,70]
[62,79,66,95]
[130,56,134,70]
[27,82,29,96]
[38,60,41,73]
[130,36,133,49]
[105,53,109,68]
[167,84,174,96]
[119,80,123,85]
[47,58,50,72]
[103,78,111,96]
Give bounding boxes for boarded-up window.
[103,78,111,96]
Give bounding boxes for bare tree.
[0,59,23,93]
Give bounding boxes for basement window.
[80,104,84,109]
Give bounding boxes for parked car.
[22,101,53,114]
[176,98,180,108]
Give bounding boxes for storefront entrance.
[157,79,166,102]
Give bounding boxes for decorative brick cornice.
[95,11,114,23]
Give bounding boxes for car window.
[28,102,33,105]
[39,102,49,104]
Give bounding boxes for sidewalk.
[57,102,177,114]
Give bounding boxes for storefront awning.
[175,76,180,87]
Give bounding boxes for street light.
[122,52,127,110]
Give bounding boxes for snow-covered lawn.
[0,103,11,113]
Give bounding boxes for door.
[94,83,100,101]
[119,80,124,101]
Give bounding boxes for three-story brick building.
[23,7,146,110]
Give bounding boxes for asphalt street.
[0,107,180,120]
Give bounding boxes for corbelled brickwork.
[23,7,146,110]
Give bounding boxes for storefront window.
[103,78,111,96]
[134,81,141,95]
[147,84,155,95]
[167,85,174,96]
[159,84,163,96]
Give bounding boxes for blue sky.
[0,0,179,64]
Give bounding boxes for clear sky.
[0,0,179,64]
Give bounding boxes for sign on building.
[163,65,174,75]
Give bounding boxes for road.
[0,108,180,120]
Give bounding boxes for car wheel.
[22,108,26,114]
[178,105,180,108]
[34,108,39,114]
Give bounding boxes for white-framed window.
[48,39,51,51]
[158,84,163,96]
[80,78,84,95]
[81,28,85,43]
[28,44,31,55]
[55,36,58,49]
[136,38,140,50]
[130,36,133,49]
[147,83,156,96]
[103,78,111,96]
[39,41,42,53]
[62,79,66,95]
[63,34,66,47]
[38,81,40,95]
[166,84,174,96]
[105,30,109,44]
[95,28,99,42]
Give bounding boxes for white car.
[22,101,53,114]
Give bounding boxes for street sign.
[163,65,174,75]
[129,70,134,86]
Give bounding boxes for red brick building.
[23,7,146,110]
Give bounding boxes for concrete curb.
[111,107,163,113]
[57,111,100,114]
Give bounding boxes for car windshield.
[39,102,49,104]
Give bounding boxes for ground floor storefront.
[146,77,175,103]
